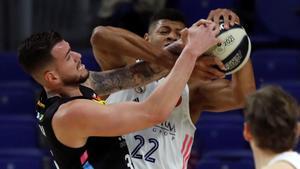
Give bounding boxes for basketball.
[208,22,252,75]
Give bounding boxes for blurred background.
[0,0,299,169]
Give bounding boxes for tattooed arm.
[83,61,168,96]
[86,24,226,96]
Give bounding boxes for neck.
[45,85,82,98]
[251,142,277,169]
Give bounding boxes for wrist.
[181,46,199,61]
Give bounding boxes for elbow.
[143,102,170,125]
[235,99,245,110]
[90,26,111,46]
[149,112,169,125]
[154,109,170,123]
[211,98,245,113]
[230,95,246,110]
[148,116,164,125]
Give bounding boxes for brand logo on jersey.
[36,111,44,121]
[92,93,106,105]
[118,136,128,148]
[38,124,46,136]
[153,120,176,140]
[134,86,146,94]
[37,100,45,108]
[133,97,140,102]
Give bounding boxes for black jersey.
[36,85,134,169]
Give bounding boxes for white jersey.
[267,151,300,169]
[106,80,196,169]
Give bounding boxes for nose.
[167,31,180,42]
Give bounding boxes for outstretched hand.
[182,20,220,58]
[180,19,215,46]
[194,55,225,80]
[181,20,225,81]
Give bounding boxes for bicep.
[61,99,155,137]
[190,79,242,112]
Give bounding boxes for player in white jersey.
[91,8,256,169]
[243,86,300,169]
[267,151,300,169]
[106,80,194,169]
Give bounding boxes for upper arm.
[189,79,243,123]
[53,99,163,143]
[189,59,256,123]
[189,79,243,113]
[90,26,130,70]
[190,59,256,112]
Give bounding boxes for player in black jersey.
[36,85,132,169]
[18,22,220,169]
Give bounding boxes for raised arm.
[188,8,255,123]
[53,22,220,147]
[91,25,225,80]
[88,9,240,93]
[189,59,256,123]
[91,26,176,70]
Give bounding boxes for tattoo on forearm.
[88,61,168,96]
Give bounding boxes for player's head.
[18,31,89,89]
[243,85,299,153]
[144,8,186,48]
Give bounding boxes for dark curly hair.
[148,8,186,33]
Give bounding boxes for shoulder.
[265,161,295,169]
[53,99,96,125]
[52,98,108,135]
[267,152,300,169]
[51,99,95,147]
[59,99,87,112]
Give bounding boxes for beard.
[62,70,89,86]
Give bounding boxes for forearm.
[145,47,198,117]
[84,61,168,96]
[231,59,256,105]
[91,26,213,80]
[91,26,176,69]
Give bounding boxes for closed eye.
[65,48,71,61]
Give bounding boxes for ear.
[144,33,150,41]
[44,70,60,84]
[243,122,253,142]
